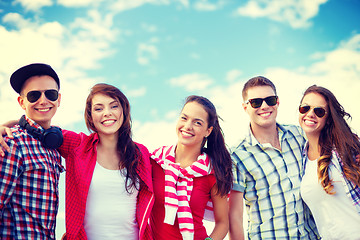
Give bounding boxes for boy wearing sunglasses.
[0,63,64,239]
[229,76,319,239]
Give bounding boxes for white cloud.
[168,73,214,91]
[71,10,116,41]
[137,43,159,65]
[165,110,179,120]
[110,0,170,13]
[3,12,34,28]
[0,10,118,127]
[14,0,52,11]
[57,0,104,7]
[340,34,360,50]
[203,80,248,147]
[176,0,189,8]
[2,13,65,39]
[133,119,177,151]
[111,0,148,12]
[126,86,147,98]
[193,0,225,11]
[226,69,242,83]
[134,33,360,150]
[234,0,328,29]
[57,0,187,12]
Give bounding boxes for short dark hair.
[242,76,276,100]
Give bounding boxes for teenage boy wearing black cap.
[0,63,65,239]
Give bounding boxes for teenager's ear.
[206,126,213,138]
[242,102,247,112]
[57,93,61,107]
[18,96,26,110]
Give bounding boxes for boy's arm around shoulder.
[58,130,85,159]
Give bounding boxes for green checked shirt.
[231,123,319,240]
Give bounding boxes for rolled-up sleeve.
[231,151,246,192]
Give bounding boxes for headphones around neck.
[19,115,63,149]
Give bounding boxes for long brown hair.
[301,85,360,194]
[184,95,233,196]
[85,83,140,193]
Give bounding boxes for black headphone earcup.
[19,115,63,149]
[43,127,63,149]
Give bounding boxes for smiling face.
[91,93,124,136]
[299,92,328,139]
[18,75,61,129]
[176,101,213,149]
[243,85,279,130]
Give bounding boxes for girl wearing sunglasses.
[299,85,360,239]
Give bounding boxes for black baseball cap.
[10,63,60,94]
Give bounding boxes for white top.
[84,161,139,240]
[300,157,360,240]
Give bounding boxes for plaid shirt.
[231,124,319,239]
[59,130,154,240]
[302,145,360,214]
[0,119,64,240]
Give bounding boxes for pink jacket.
[59,130,154,240]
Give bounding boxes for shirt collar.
[85,132,100,152]
[23,115,44,132]
[301,141,343,171]
[246,122,285,146]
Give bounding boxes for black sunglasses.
[299,105,327,118]
[25,89,59,103]
[245,96,278,108]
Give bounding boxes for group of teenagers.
[0,63,359,240]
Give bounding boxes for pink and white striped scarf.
[151,145,213,240]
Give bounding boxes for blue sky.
[1,0,360,238]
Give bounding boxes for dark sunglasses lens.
[314,108,326,118]
[45,90,59,101]
[299,105,310,114]
[250,99,263,108]
[26,90,58,102]
[264,96,277,106]
[27,91,41,103]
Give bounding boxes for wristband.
[205,238,213,240]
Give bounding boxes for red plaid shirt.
[59,130,154,240]
[0,119,64,239]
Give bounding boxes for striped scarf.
[151,145,213,240]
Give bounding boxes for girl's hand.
[0,126,13,157]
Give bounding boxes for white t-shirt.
[84,161,139,240]
[300,157,360,240]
